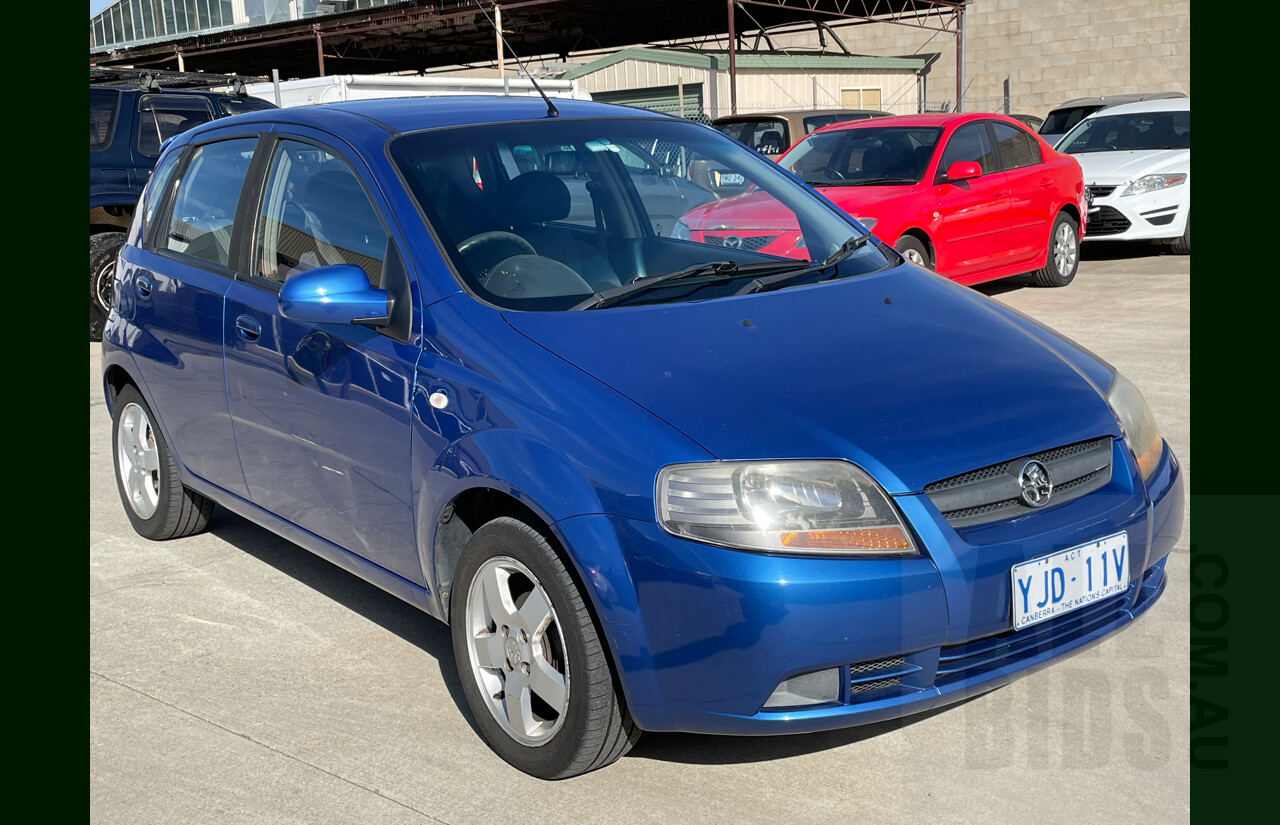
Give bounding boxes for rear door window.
[162,138,257,269]
[992,122,1041,170]
[137,94,216,157]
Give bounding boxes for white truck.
[244,74,591,108]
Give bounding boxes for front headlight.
[657,460,917,556]
[671,220,691,240]
[1106,372,1164,481]
[1120,173,1187,197]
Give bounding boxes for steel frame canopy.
[89,0,970,112]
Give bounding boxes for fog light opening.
[763,667,841,709]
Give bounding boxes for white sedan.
[1058,97,1190,254]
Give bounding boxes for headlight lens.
[671,220,691,240]
[1120,173,1187,197]
[1106,372,1163,480]
[852,217,877,232]
[657,460,917,555]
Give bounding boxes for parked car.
[680,113,1087,287]
[90,69,276,340]
[102,96,1183,780]
[1037,91,1186,147]
[1009,112,1044,132]
[1056,97,1190,253]
[713,109,891,159]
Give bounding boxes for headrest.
[757,130,784,152]
[545,151,578,175]
[497,171,571,225]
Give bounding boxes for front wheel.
[450,517,639,779]
[893,235,932,269]
[91,232,126,341]
[112,385,213,540]
[1033,213,1080,288]
[1170,211,1190,255]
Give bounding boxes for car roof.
[713,109,887,122]
[195,95,673,137]
[813,112,1020,132]
[1077,96,1190,117]
[1048,92,1187,111]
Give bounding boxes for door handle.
[991,190,1006,198]
[136,276,153,299]
[235,315,262,342]
[1039,178,1054,188]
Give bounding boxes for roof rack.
[90,66,264,92]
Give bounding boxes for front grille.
[924,437,1112,528]
[935,587,1133,685]
[1088,206,1131,236]
[850,677,902,695]
[703,234,778,252]
[1087,185,1117,199]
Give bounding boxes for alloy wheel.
[117,402,160,518]
[1053,222,1078,275]
[464,556,570,745]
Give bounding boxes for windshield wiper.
[847,177,918,187]
[574,260,798,310]
[733,234,874,296]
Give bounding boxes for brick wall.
[761,0,1190,118]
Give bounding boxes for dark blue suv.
[101,96,1183,779]
[90,70,275,339]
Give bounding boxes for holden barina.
[102,96,1183,779]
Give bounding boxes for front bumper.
[555,439,1183,735]
[1084,183,1189,242]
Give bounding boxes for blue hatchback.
[101,96,1184,779]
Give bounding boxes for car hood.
[1071,149,1191,184]
[502,266,1119,493]
[680,190,800,231]
[817,184,919,216]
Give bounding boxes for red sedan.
[678,113,1087,287]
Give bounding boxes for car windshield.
[1039,105,1102,135]
[1059,110,1191,154]
[780,126,942,187]
[389,117,887,311]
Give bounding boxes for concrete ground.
[90,242,1190,824]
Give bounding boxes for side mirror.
[279,264,390,326]
[944,161,983,182]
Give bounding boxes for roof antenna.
[472,1,559,117]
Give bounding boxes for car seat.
[755,130,785,154]
[494,171,618,291]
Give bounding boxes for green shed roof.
[561,47,932,80]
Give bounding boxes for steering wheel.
[458,231,537,280]
[483,255,592,298]
[810,166,847,181]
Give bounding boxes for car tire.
[893,235,931,269]
[1170,211,1190,255]
[112,385,213,540]
[91,232,126,342]
[1033,213,1080,288]
[450,517,640,779]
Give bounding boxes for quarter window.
[938,123,997,177]
[254,140,388,286]
[90,88,120,150]
[162,138,257,269]
[992,122,1041,170]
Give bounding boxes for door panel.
[994,122,1055,268]
[932,122,1011,278]
[124,137,260,497]
[223,135,423,582]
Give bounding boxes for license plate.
[1010,532,1129,630]
[714,171,745,186]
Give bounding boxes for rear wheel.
[450,517,639,779]
[112,385,213,540]
[893,235,931,269]
[91,232,126,341]
[1170,211,1190,255]
[1033,213,1079,287]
